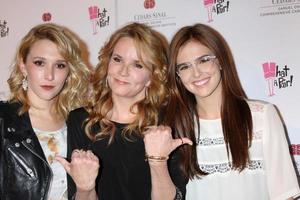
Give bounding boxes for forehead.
[113,36,149,63]
[177,40,211,63]
[114,37,136,54]
[27,39,64,59]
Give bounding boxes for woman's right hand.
[55,149,100,192]
[144,125,192,161]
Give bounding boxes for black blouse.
[67,107,187,200]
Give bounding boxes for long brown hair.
[163,23,253,179]
[85,23,168,143]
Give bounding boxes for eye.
[177,64,191,71]
[33,60,44,66]
[56,62,67,69]
[134,63,144,69]
[112,56,122,63]
[197,55,216,64]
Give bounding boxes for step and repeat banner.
[1,0,300,178]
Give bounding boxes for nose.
[191,62,202,77]
[44,65,54,81]
[119,63,129,76]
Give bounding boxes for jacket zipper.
[22,141,53,200]
[7,147,35,178]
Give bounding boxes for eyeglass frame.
[175,54,217,76]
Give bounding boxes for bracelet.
[145,154,169,162]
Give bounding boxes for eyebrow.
[32,56,46,60]
[176,62,190,68]
[32,56,67,63]
[111,53,141,63]
[111,53,121,58]
[177,54,213,66]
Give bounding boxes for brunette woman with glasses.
[162,23,300,200]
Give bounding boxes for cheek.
[133,72,151,85]
[107,63,118,75]
[178,76,189,86]
[27,68,42,81]
[211,67,222,79]
[56,70,69,84]
[178,77,192,91]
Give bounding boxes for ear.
[19,58,27,76]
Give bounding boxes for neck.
[28,98,56,115]
[197,101,221,119]
[27,91,62,120]
[28,99,64,132]
[196,82,222,120]
[109,96,138,123]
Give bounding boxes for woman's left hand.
[55,149,100,192]
[143,125,192,159]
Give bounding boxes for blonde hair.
[85,22,168,143]
[7,23,90,118]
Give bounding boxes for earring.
[22,76,28,91]
[105,77,109,87]
[145,87,149,101]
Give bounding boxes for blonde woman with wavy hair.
[57,22,191,200]
[0,23,90,200]
[7,23,90,118]
[86,21,168,143]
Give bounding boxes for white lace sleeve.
[263,104,300,200]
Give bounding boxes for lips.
[193,77,210,86]
[114,78,128,85]
[40,85,55,90]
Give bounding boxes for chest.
[93,133,146,167]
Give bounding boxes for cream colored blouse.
[186,100,300,200]
[34,125,68,200]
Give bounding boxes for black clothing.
[67,107,187,200]
[0,102,52,200]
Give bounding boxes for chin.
[38,93,60,101]
[112,89,130,95]
[193,89,213,98]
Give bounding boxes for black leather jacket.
[0,102,53,200]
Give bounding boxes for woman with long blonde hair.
[57,22,191,200]
[0,23,90,200]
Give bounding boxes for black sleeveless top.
[66,107,187,200]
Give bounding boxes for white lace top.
[34,125,68,200]
[186,100,300,200]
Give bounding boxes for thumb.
[173,137,193,148]
[55,156,71,173]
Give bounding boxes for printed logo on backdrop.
[202,0,230,23]
[133,1,176,29]
[88,6,110,35]
[42,12,52,22]
[290,144,300,174]
[0,20,9,38]
[260,0,300,17]
[291,144,300,156]
[262,62,294,96]
[144,0,155,9]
